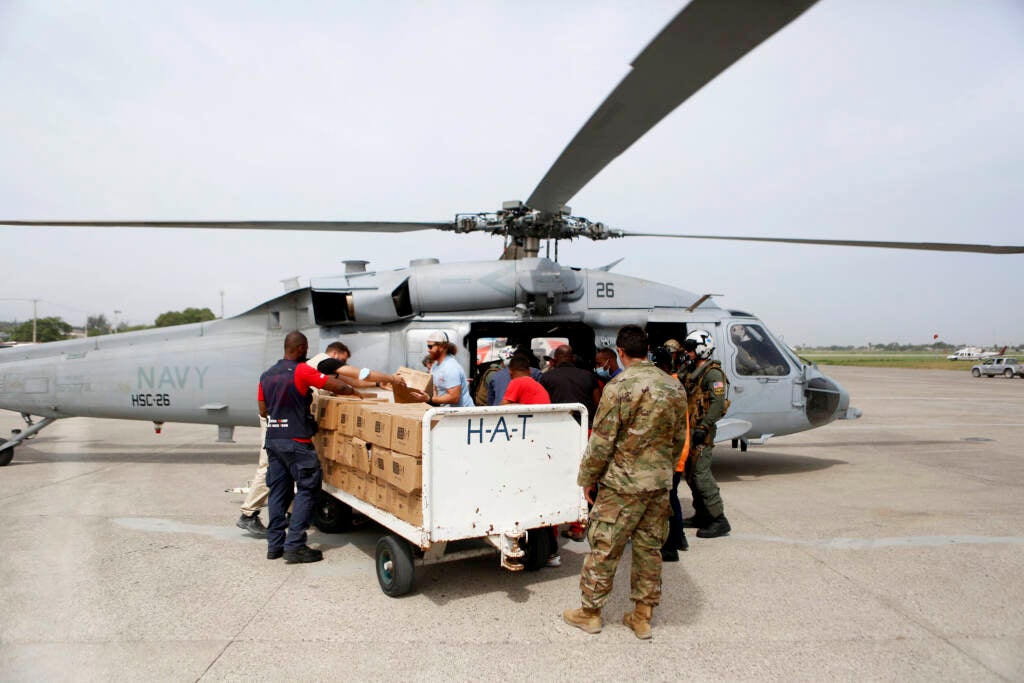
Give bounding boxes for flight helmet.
[683,329,715,360]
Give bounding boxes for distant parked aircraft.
[947,346,1007,361]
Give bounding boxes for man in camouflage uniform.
[563,325,688,639]
[680,329,731,538]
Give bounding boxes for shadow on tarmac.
[711,451,847,482]
[317,518,705,617]
[4,444,253,467]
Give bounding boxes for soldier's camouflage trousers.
[580,487,670,609]
[685,443,724,518]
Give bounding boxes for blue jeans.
[265,439,322,552]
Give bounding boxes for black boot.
[696,514,731,539]
[679,528,689,551]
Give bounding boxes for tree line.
[0,307,217,343]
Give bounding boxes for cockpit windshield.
[728,323,791,377]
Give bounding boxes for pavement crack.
[195,565,296,681]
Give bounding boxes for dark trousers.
[266,439,322,552]
[662,471,685,552]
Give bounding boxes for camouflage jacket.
[683,360,728,434]
[578,361,688,493]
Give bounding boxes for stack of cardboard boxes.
[311,368,434,527]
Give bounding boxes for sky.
[1,1,1021,346]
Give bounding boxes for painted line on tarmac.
[733,534,1024,550]
[114,516,258,542]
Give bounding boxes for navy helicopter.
[2,0,1022,467]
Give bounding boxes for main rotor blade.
[0,219,451,233]
[617,232,1024,255]
[526,0,818,214]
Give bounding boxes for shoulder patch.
[712,381,725,395]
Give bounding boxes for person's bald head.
[283,331,309,360]
[552,344,574,366]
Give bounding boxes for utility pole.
[219,290,225,319]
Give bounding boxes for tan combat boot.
[622,603,653,639]
[562,606,603,634]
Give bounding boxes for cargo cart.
[314,403,588,597]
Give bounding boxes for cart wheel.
[0,440,13,467]
[312,490,353,533]
[375,535,415,597]
[522,527,554,572]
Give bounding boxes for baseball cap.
[425,330,449,344]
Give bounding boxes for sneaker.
[267,547,284,560]
[284,546,324,564]
[236,513,268,538]
[545,554,562,568]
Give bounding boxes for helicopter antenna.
[686,293,723,312]
[597,258,624,272]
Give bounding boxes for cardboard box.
[392,490,423,526]
[392,366,433,404]
[389,452,422,493]
[373,477,388,509]
[390,403,433,456]
[351,438,371,474]
[367,407,393,449]
[337,465,352,492]
[336,436,353,467]
[351,471,367,501]
[372,447,393,482]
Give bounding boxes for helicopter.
[2,1,1022,467]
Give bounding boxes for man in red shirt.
[258,331,355,563]
[501,355,550,405]
[500,355,561,567]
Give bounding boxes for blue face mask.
[595,366,611,380]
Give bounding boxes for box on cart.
[351,437,371,474]
[391,489,423,526]
[389,403,437,456]
[389,452,422,493]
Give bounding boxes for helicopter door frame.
[466,322,597,378]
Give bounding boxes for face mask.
[596,367,611,380]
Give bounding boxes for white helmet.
[684,329,715,360]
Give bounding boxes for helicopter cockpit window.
[729,324,790,376]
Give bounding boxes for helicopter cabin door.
[719,319,802,430]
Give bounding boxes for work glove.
[691,428,708,445]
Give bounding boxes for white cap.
[425,330,449,344]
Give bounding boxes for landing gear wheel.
[375,535,415,597]
[1004,369,1014,378]
[971,368,981,377]
[522,526,554,572]
[0,439,13,467]
[740,439,748,452]
[312,490,353,533]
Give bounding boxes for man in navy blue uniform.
[258,331,354,563]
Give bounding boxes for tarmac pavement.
[0,366,1022,681]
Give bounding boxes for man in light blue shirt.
[425,330,473,407]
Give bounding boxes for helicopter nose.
[804,372,861,426]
